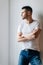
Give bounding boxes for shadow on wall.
[38,13,43,64]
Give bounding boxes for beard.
[22,15,31,20]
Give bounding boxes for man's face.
[21,9,32,19]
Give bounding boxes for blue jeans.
[18,49,42,65]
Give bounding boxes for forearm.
[18,34,35,42]
[24,34,35,41]
[17,28,41,42]
[18,37,27,42]
[17,29,37,42]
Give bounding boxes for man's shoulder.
[33,20,40,24]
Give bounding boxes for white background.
[0,0,10,65]
[0,0,43,65]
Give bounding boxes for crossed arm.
[17,28,41,42]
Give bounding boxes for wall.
[0,0,10,65]
[10,0,43,65]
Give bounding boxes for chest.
[22,22,36,34]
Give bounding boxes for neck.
[25,16,33,24]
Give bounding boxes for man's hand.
[17,32,28,42]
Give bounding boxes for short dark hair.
[22,6,33,13]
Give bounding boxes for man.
[17,6,42,65]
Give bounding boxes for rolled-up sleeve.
[34,21,42,30]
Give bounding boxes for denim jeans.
[18,49,42,65]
